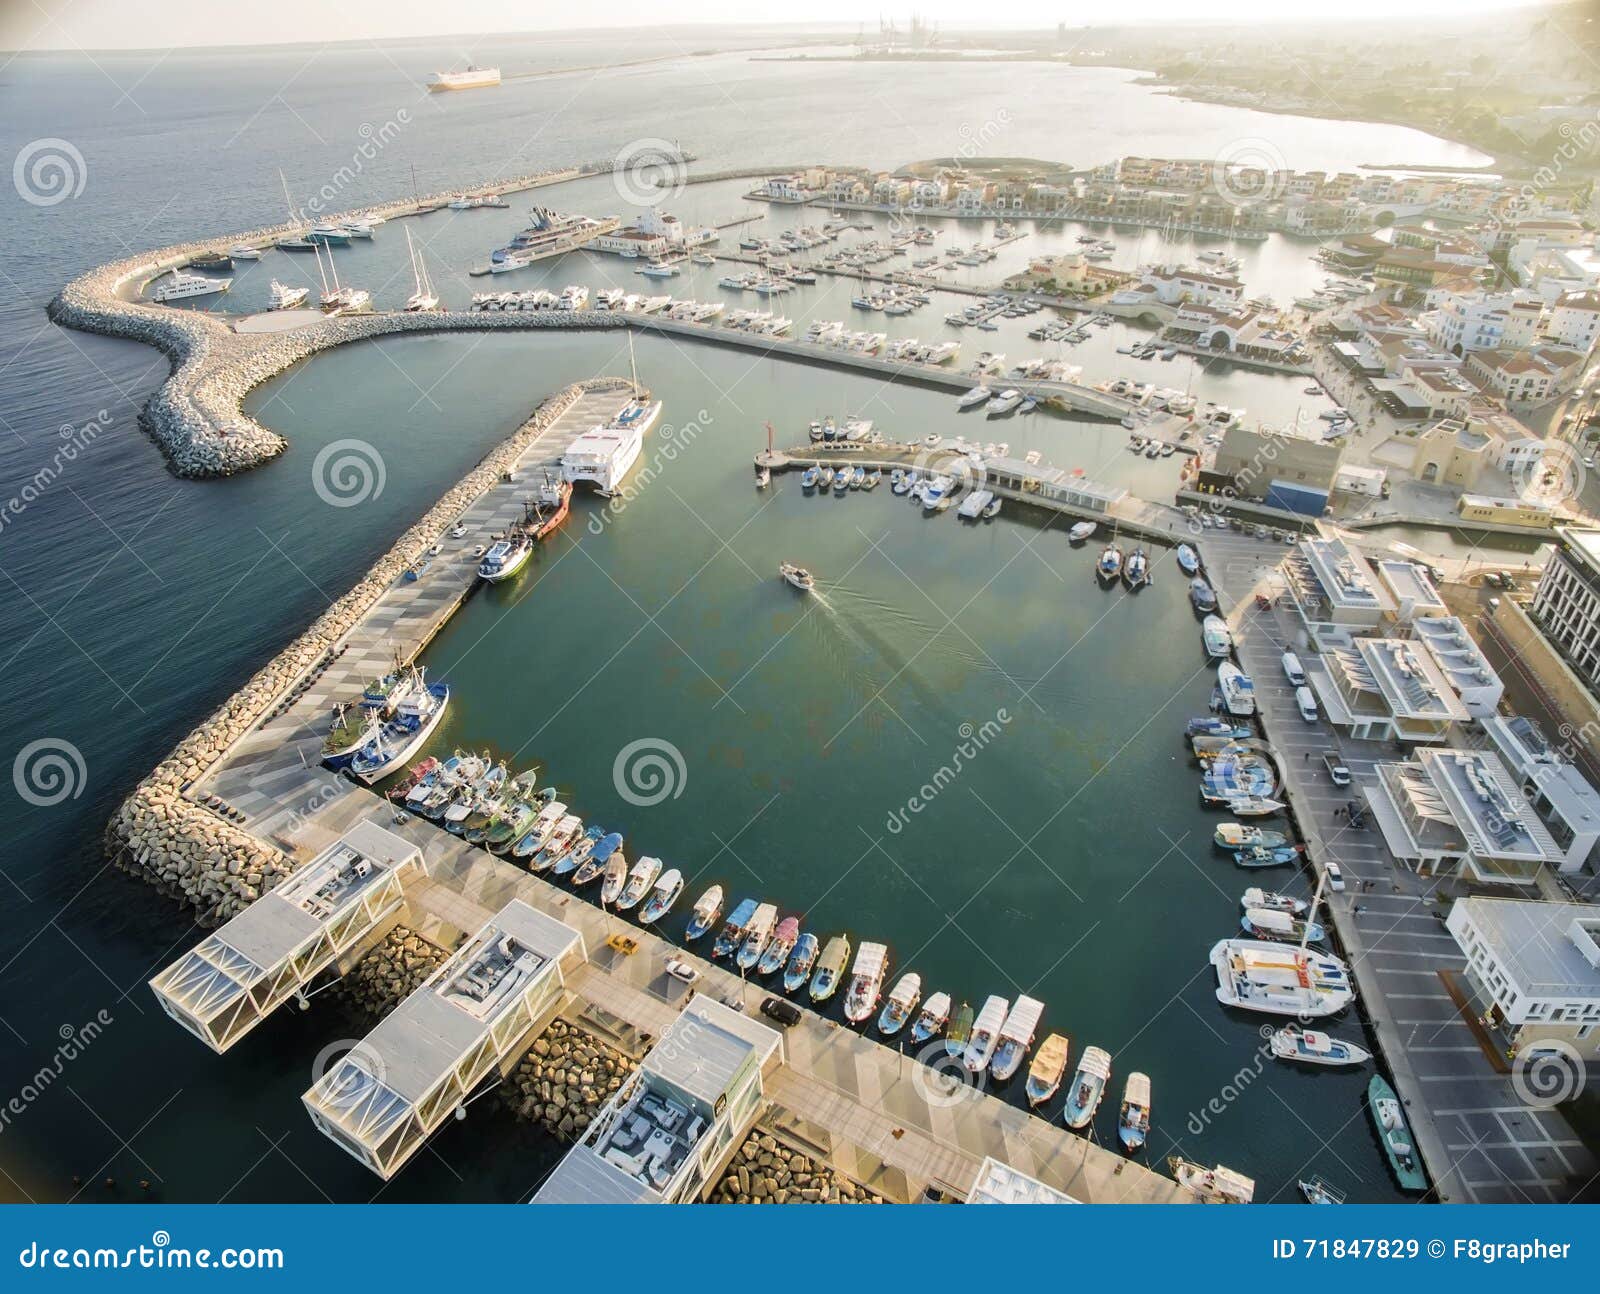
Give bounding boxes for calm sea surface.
[0,34,1498,1203]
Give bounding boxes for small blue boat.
[554,824,604,876]
[572,831,622,886]
[685,886,723,941]
[1233,845,1300,869]
[783,933,819,993]
[1176,543,1201,576]
[800,465,819,490]
[713,898,758,960]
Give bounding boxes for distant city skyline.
[2,0,1558,54]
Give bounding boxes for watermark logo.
[1185,1023,1276,1135]
[311,1036,390,1093]
[612,737,687,807]
[886,712,1011,835]
[312,439,386,508]
[586,408,713,534]
[296,112,410,219]
[1511,1041,1587,1109]
[612,138,687,208]
[13,138,87,207]
[909,1039,986,1110]
[13,738,86,808]
[0,1009,112,1135]
[1509,437,1584,511]
[1211,138,1288,207]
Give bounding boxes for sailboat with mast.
[404,226,439,312]
[315,239,370,316]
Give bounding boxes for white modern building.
[1365,747,1566,886]
[1423,289,1544,355]
[1410,615,1505,718]
[304,900,583,1179]
[1281,537,1396,646]
[1376,560,1447,623]
[532,995,781,1203]
[1530,527,1600,697]
[1448,897,1600,1051]
[966,1157,1079,1204]
[1479,715,1600,875]
[1308,635,1470,744]
[150,821,424,1053]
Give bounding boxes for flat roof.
[1418,748,1563,864]
[1411,616,1499,695]
[968,1157,1079,1204]
[1350,637,1470,723]
[1480,715,1600,833]
[1558,526,1600,576]
[983,455,1125,505]
[1297,537,1396,614]
[646,995,781,1108]
[1376,560,1445,613]
[1455,898,1600,1000]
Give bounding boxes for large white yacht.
[561,398,661,495]
[1211,939,1354,1017]
[268,280,309,310]
[151,270,231,302]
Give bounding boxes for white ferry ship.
[560,398,661,494]
[427,65,501,91]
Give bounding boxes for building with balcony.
[1447,898,1600,1050]
[532,995,780,1203]
[1281,537,1396,646]
[1530,527,1600,698]
[1478,715,1600,875]
[1307,635,1470,744]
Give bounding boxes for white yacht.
[1202,615,1233,660]
[957,386,992,409]
[843,942,890,1025]
[428,65,501,91]
[1269,1027,1371,1067]
[227,245,263,260]
[1217,661,1256,716]
[616,856,662,912]
[963,995,1010,1074]
[268,280,309,310]
[1211,939,1354,1017]
[151,270,230,302]
[561,398,660,494]
[986,389,1024,414]
[990,994,1043,1082]
[921,475,956,512]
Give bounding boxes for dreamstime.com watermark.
[612,138,688,208]
[294,112,410,219]
[0,411,110,536]
[587,410,713,533]
[18,1232,284,1272]
[1185,1023,1276,1135]
[312,439,386,508]
[0,1011,113,1136]
[885,711,1011,835]
[613,738,687,808]
[12,738,87,809]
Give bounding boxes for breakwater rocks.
[712,1131,887,1204]
[105,376,635,926]
[334,926,447,1021]
[502,1020,637,1143]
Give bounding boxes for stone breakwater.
[712,1131,886,1204]
[334,926,448,1021]
[502,1019,637,1144]
[103,375,637,925]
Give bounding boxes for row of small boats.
[322,666,451,784]
[800,463,881,492]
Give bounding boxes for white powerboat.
[1269,1027,1371,1067]
[1170,1158,1255,1203]
[957,386,992,409]
[151,270,231,302]
[1217,661,1256,716]
[990,994,1043,1082]
[909,992,951,1044]
[1201,615,1233,659]
[877,973,922,1036]
[1211,939,1354,1017]
[1068,521,1096,543]
[963,995,1010,1073]
[616,855,662,911]
[843,942,890,1024]
[1062,1045,1112,1129]
[639,868,684,924]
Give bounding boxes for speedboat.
[1117,1072,1151,1153]
[617,855,663,911]
[1176,543,1200,575]
[1096,544,1123,583]
[843,942,890,1024]
[780,562,815,592]
[809,934,851,1002]
[945,1000,975,1058]
[639,868,685,923]
[1201,614,1232,659]
[713,898,758,960]
[800,466,819,489]
[1369,1075,1427,1192]
[990,994,1043,1082]
[684,885,724,940]
[1062,1045,1112,1129]
[1300,1175,1346,1205]
[1214,823,1289,849]
[909,992,951,1045]
[1170,1158,1255,1203]
[1242,907,1325,943]
[876,973,921,1036]
[1217,662,1256,716]
[963,995,1010,1074]
[268,280,309,310]
[1234,845,1299,868]
[736,903,778,971]
[922,476,955,512]
[1068,521,1096,544]
[817,467,834,490]
[757,917,800,976]
[987,389,1023,414]
[1026,1033,1070,1106]
[1270,1027,1371,1068]
[599,851,629,905]
[572,832,623,886]
[227,244,263,260]
[1211,939,1354,1017]
[957,386,992,409]
[1189,578,1218,613]
[1241,887,1307,916]
[783,933,820,993]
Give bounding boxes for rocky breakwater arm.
[105,375,637,925]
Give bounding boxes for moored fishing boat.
[1217,661,1256,716]
[1201,614,1232,659]
[572,832,623,886]
[910,992,952,1045]
[322,706,381,768]
[617,855,662,911]
[843,942,890,1024]
[963,995,1010,1073]
[349,674,450,784]
[555,824,605,876]
[945,1000,975,1057]
[1118,1071,1152,1152]
[990,994,1043,1081]
[1096,543,1123,583]
[531,814,583,873]
[1369,1075,1427,1192]
[1189,577,1218,613]
[800,466,819,489]
[511,798,567,859]
[1242,906,1325,942]
[757,916,800,976]
[877,973,921,1036]
[1214,822,1289,849]
[1062,1045,1112,1129]
[1187,715,1249,739]
[414,751,484,818]
[1270,1026,1371,1068]
[1122,548,1150,589]
[1169,1158,1255,1203]
[737,903,779,971]
[1234,845,1300,869]
[782,932,819,991]
[639,868,684,923]
[713,898,758,960]
[1241,887,1307,916]
[386,755,438,803]
[1025,1033,1070,1106]
[809,934,851,1001]
[599,851,629,905]
[1211,939,1354,1017]
[1176,543,1200,575]
[684,885,724,940]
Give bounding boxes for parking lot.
[1198,528,1597,1202]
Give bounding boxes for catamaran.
[843,942,890,1024]
[910,992,952,1045]
[1211,939,1354,1017]
[1269,1027,1370,1068]
[783,933,819,992]
[736,903,779,971]
[757,917,800,976]
[1118,1072,1152,1152]
[616,856,662,911]
[684,885,724,940]
[1062,1045,1112,1129]
[1169,1158,1255,1203]
[963,996,1010,1073]
[348,673,450,783]
[876,973,922,1036]
[809,934,851,1001]
[990,994,1043,1081]
[1025,1033,1070,1106]
[713,898,758,960]
[639,868,684,923]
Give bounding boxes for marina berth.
[877,973,922,1036]
[1063,1045,1112,1130]
[910,991,952,1045]
[782,932,819,992]
[713,897,759,960]
[809,933,851,1002]
[616,855,662,911]
[1211,939,1354,1017]
[1269,1026,1371,1068]
[683,885,723,941]
[736,902,779,971]
[639,868,684,923]
[1118,1072,1152,1153]
[843,941,890,1024]
[963,995,1011,1073]
[756,916,800,976]
[1025,1032,1070,1106]
[990,994,1044,1082]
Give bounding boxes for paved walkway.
[1200,529,1597,1203]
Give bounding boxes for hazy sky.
[3,0,1553,53]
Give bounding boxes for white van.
[1281,651,1307,687]
[1295,685,1318,722]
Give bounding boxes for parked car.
[1295,685,1319,722]
[759,997,802,1028]
[1281,651,1307,687]
[1322,751,1351,786]
[665,957,699,985]
[1325,861,1345,892]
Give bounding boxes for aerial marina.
[9,10,1600,1234]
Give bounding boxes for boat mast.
[1300,867,1329,955]
[627,329,638,390]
